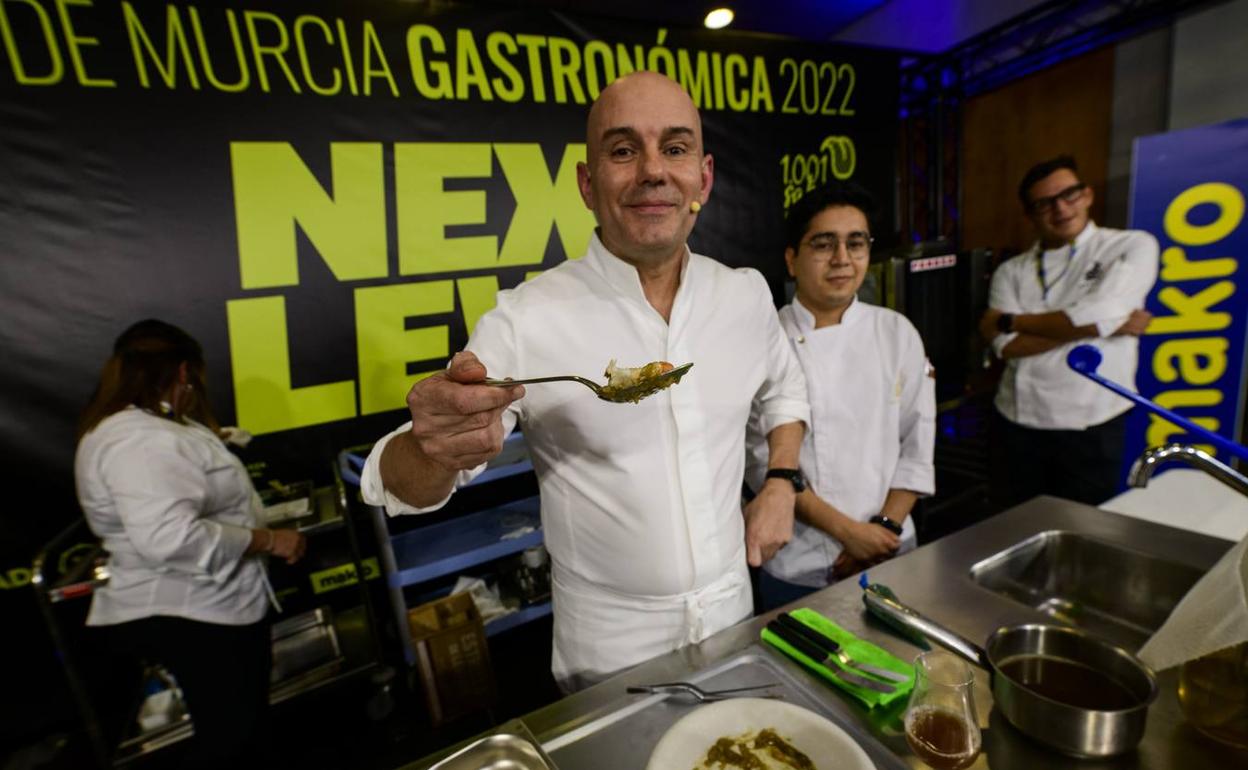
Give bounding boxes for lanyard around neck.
[1036,241,1076,299]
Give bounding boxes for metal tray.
[270,606,342,683]
[541,644,908,770]
[430,719,556,769]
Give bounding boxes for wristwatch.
[765,468,807,493]
[869,514,904,536]
[996,313,1015,334]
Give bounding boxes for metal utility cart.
[32,460,391,768]
[337,432,551,672]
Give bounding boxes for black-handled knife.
[765,620,894,694]
[776,613,910,684]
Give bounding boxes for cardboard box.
[408,593,496,725]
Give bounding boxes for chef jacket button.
[796,335,805,344]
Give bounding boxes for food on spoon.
[603,359,675,389]
[696,728,815,770]
[598,359,686,404]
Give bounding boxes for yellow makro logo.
[1146,182,1246,453]
[309,557,381,594]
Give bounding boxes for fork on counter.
[775,613,910,684]
[626,681,781,702]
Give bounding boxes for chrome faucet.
[1128,443,1248,496]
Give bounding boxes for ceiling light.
[704,8,734,30]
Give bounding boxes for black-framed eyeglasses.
[1028,183,1087,214]
[802,234,873,260]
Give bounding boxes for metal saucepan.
[864,587,1158,757]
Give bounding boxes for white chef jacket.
[990,222,1159,430]
[75,407,270,626]
[362,233,809,685]
[746,298,936,587]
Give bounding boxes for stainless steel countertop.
[415,497,1247,769]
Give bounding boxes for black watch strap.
[869,515,904,535]
[765,468,806,493]
[996,312,1015,334]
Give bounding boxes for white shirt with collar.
[747,297,935,587]
[362,233,810,685]
[75,407,269,627]
[989,221,1159,430]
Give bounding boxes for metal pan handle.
[863,585,991,670]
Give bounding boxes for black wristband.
[765,468,806,493]
[996,313,1015,334]
[869,515,903,536]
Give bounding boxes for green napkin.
[761,607,915,708]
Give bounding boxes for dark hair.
[78,319,217,438]
[1018,155,1079,208]
[785,182,878,251]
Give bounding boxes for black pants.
[103,616,271,769]
[992,410,1129,509]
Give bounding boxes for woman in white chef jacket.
[75,319,306,767]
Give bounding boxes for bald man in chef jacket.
[361,72,810,690]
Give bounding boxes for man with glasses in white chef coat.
[979,155,1158,508]
[747,182,936,611]
[360,72,810,691]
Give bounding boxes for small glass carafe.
[904,650,982,770]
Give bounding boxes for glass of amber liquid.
[904,650,982,770]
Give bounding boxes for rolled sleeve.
[990,331,1018,359]
[760,406,810,437]
[987,258,1025,358]
[361,295,521,516]
[749,273,810,435]
[891,326,936,496]
[360,424,484,516]
[891,458,934,495]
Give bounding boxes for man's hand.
[831,552,868,581]
[405,352,525,472]
[1113,309,1152,337]
[379,352,525,509]
[830,520,900,580]
[838,519,900,563]
[743,480,795,567]
[978,309,1003,343]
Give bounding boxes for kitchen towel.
[1138,531,1248,671]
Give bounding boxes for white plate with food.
[645,697,875,770]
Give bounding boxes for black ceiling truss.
[898,0,1224,244]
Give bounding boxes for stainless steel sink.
[426,719,556,769]
[969,530,1205,649]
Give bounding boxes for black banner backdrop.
[0,0,896,743]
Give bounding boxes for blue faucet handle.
[1067,342,1248,462]
[1066,344,1103,374]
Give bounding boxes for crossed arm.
[979,307,1153,359]
[981,236,1160,360]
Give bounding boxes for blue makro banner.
[1125,119,1248,477]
